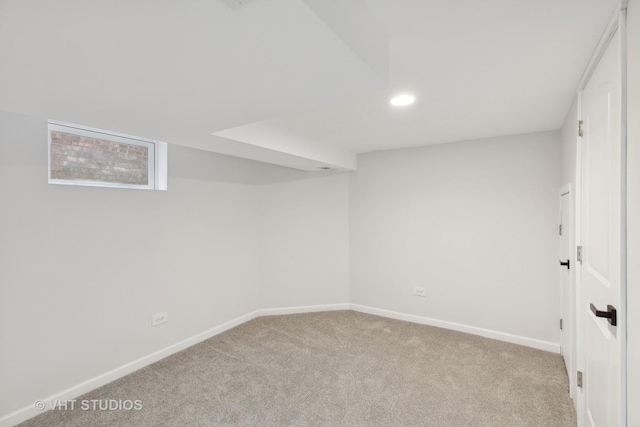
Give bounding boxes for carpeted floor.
[20,311,576,427]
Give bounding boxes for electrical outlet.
[152,312,168,326]
[413,286,426,297]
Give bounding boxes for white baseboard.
[0,310,259,427]
[350,304,560,354]
[1,302,558,427]
[258,303,351,316]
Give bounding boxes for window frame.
[47,121,167,190]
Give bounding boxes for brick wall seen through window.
[50,131,150,186]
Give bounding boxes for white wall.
[0,112,255,418]
[258,174,350,309]
[350,132,561,346]
[626,0,640,424]
[561,98,578,188]
[0,110,352,422]
[0,111,262,416]
[0,110,569,423]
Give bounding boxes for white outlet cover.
[152,312,168,326]
[413,287,426,297]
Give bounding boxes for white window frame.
[48,121,167,191]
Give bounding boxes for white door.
[580,27,623,427]
[560,190,572,375]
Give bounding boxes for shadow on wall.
[169,144,349,186]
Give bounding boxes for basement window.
[48,121,167,190]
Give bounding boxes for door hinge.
[578,120,584,137]
[560,319,563,330]
[577,371,583,388]
[577,246,583,263]
[559,224,562,236]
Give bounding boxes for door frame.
[559,184,574,400]
[575,2,628,426]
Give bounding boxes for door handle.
[590,303,617,326]
[559,260,570,269]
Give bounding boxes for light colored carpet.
[20,311,576,426]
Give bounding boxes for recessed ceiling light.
[390,94,415,106]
